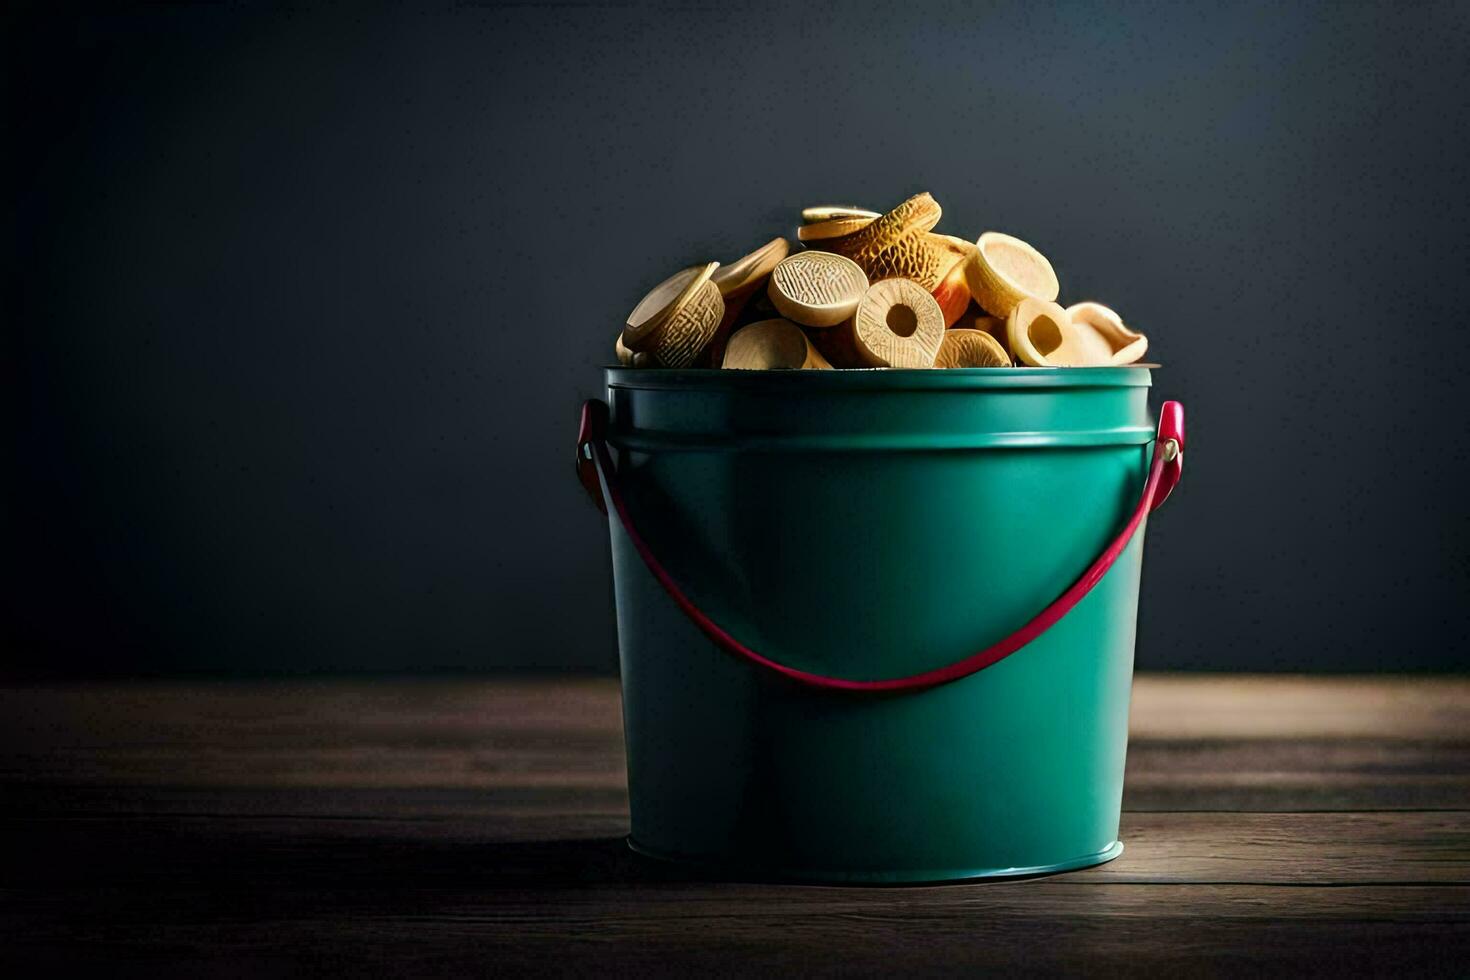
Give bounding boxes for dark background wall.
[6,1,1468,676]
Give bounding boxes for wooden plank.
[5,677,1468,812]
[2,804,1465,887]
[1125,738,1470,811]
[4,879,1468,975]
[4,800,1469,972]
[0,678,626,789]
[1098,811,1470,884]
[1126,675,1470,810]
[1128,675,1470,740]
[6,677,1469,770]
[2,677,1469,975]
[12,675,1469,780]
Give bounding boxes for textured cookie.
[838,193,943,259]
[852,277,945,368]
[626,264,705,337]
[820,194,951,289]
[935,328,1010,368]
[623,262,725,367]
[767,251,869,328]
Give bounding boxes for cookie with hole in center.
[851,278,945,368]
[1007,296,1112,367]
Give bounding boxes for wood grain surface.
[2,675,1467,975]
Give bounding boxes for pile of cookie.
[616,193,1148,370]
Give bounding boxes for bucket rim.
[607,365,1154,391]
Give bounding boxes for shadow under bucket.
[578,367,1185,883]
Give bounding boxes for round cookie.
[624,262,725,367]
[851,278,945,368]
[966,232,1060,319]
[767,251,869,328]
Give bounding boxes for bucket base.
[625,837,1124,885]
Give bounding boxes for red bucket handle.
[577,397,1185,693]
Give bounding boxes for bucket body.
[604,367,1157,882]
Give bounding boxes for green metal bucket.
[580,366,1184,883]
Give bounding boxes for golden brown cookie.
[819,193,952,289]
[800,205,881,223]
[797,216,876,242]
[935,328,1010,368]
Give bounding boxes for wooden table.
[3,676,1467,975]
